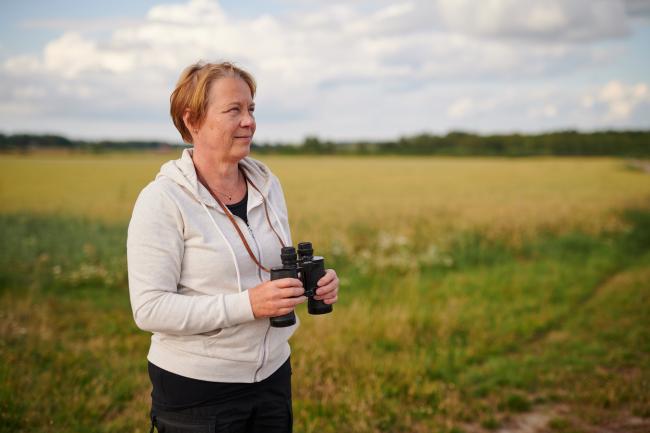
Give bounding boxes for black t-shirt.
[226,190,248,225]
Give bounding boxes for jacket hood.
[156,148,272,209]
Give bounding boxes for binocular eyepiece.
[270,241,333,328]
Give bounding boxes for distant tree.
[1,131,648,157]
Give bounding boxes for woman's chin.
[233,143,251,160]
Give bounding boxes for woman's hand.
[314,269,339,305]
[249,278,306,319]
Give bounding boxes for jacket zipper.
[245,222,264,282]
[254,323,271,381]
[244,220,271,381]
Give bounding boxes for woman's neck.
[193,147,239,183]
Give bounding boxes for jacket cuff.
[224,291,255,326]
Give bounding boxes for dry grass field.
[1,152,649,241]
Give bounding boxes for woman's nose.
[241,112,255,127]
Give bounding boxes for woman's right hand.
[248,278,306,318]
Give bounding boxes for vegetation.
[0,133,177,153]
[0,153,649,432]
[255,130,650,157]
[2,130,649,156]
[2,153,649,240]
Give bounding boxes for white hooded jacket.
[127,148,297,383]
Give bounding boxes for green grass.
[1,207,648,432]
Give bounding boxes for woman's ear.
[183,109,198,135]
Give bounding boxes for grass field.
[1,151,649,433]
[2,153,649,241]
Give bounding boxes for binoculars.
[270,241,333,327]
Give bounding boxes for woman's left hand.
[314,269,339,304]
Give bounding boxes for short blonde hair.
[170,61,256,144]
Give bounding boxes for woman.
[127,61,339,433]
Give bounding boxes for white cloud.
[43,32,138,78]
[4,0,626,84]
[20,17,142,32]
[146,0,227,24]
[283,0,633,41]
[4,55,41,75]
[595,80,650,120]
[528,103,558,119]
[1,0,648,140]
[582,95,595,108]
[436,0,629,41]
[448,98,475,119]
[440,82,650,133]
[625,0,650,18]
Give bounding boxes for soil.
[492,405,650,433]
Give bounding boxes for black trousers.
[149,359,292,433]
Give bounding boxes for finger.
[315,281,338,297]
[270,287,304,302]
[323,294,338,305]
[276,296,306,311]
[317,269,336,286]
[281,287,305,298]
[280,300,305,314]
[273,278,303,288]
[314,290,337,301]
[274,307,295,317]
[284,296,307,306]
[317,269,337,286]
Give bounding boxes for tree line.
[1,130,648,157]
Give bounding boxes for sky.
[1,0,649,143]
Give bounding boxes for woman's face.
[194,76,256,162]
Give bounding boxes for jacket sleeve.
[127,183,255,335]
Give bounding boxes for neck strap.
[197,166,286,273]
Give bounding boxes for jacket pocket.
[199,328,222,337]
[200,321,266,362]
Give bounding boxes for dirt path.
[495,404,650,433]
[466,264,650,433]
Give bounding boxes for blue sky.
[1,0,649,142]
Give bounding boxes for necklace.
[199,169,243,204]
